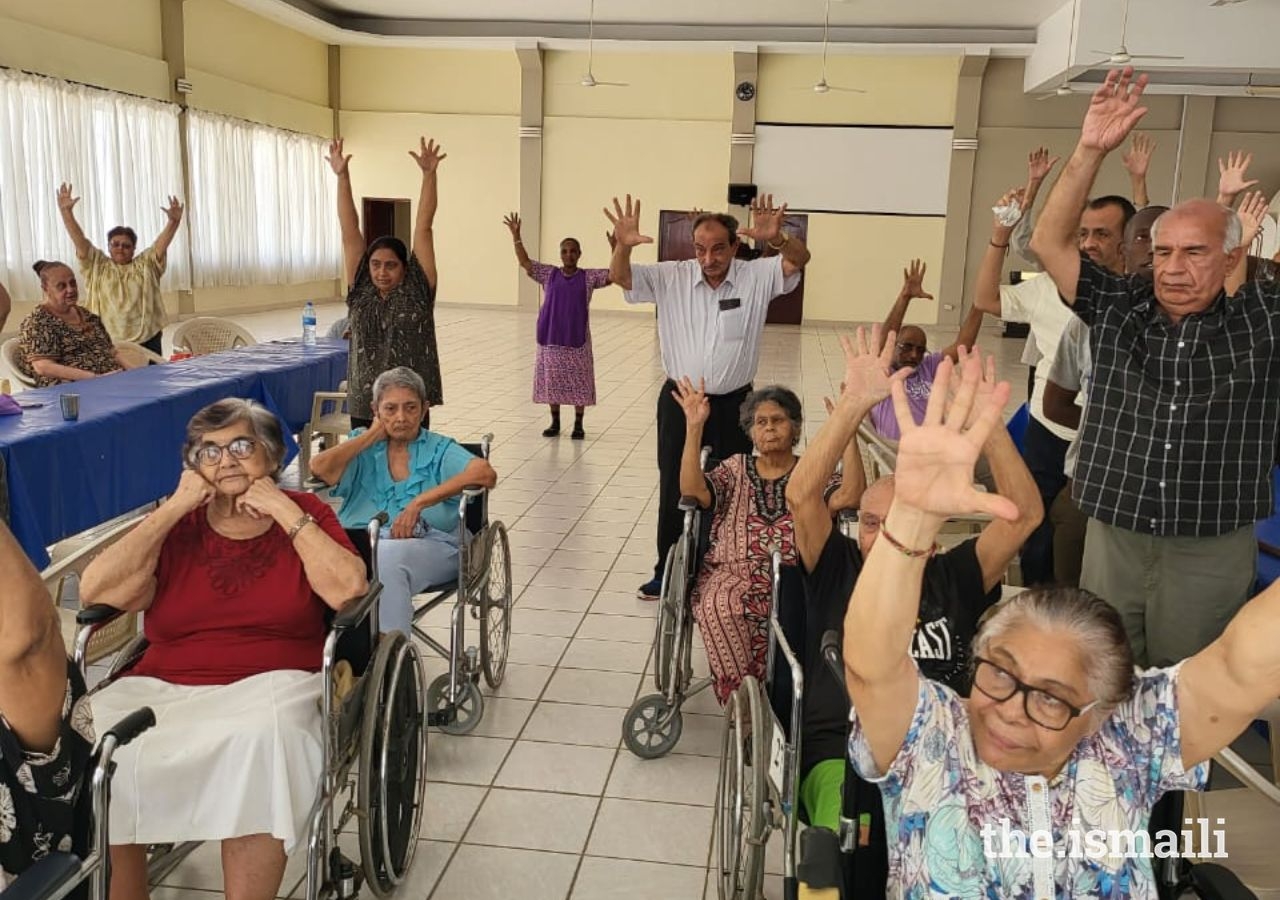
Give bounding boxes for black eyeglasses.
[972,657,1098,731]
[896,341,927,354]
[192,437,257,466]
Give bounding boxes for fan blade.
[829,85,868,94]
[593,80,629,87]
[1132,53,1184,60]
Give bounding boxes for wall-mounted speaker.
[727,183,758,206]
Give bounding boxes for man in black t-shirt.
[782,331,1043,891]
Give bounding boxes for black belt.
[663,378,752,399]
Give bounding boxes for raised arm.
[974,187,1026,317]
[879,260,933,351]
[603,194,652,291]
[0,520,67,753]
[81,470,214,612]
[409,137,446,291]
[1216,150,1258,208]
[150,195,184,260]
[326,139,364,288]
[1030,68,1149,306]
[503,212,535,276]
[56,183,93,259]
[939,301,988,363]
[739,193,810,276]
[672,377,713,509]
[1121,133,1155,209]
[390,457,498,540]
[1228,190,1269,295]
[1010,148,1061,262]
[785,326,903,573]
[310,419,386,487]
[1043,381,1081,431]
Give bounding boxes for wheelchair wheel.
[652,541,684,694]
[715,676,767,900]
[426,671,484,735]
[479,522,513,689]
[622,692,684,759]
[358,633,427,898]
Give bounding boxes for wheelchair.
[2,708,156,900]
[339,434,512,737]
[622,447,714,759]
[71,515,429,900]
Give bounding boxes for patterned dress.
[77,246,167,344]
[692,454,839,704]
[847,664,1208,899]
[346,252,441,421]
[17,306,121,388]
[0,662,95,892]
[529,262,610,407]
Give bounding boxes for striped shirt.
[1071,258,1280,536]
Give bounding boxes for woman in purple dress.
[504,213,611,439]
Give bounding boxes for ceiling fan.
[567,0,627,88]
[1091,0,1183,64]
[801,0,867,95]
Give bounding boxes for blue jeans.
[376,527,460,635]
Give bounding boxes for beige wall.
[341,48,519,116]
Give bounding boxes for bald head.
[893,326,928,371]
[1150,199,1245,321]
[857,476,895,557]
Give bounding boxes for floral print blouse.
[848,663,1208,899]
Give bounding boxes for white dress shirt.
[624,256,800,394]
[998,273,1076,442]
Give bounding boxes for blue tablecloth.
[0,339,348,568]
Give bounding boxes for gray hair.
[183,398,286,477]
[372,366,427,409]
[739,385,803,446]
[973,586,1135,713]
[1149,206,1244,254]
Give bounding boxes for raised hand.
[992,186,1026,232]
[739,193,788,244]
[503,212,522,238]
[901,259,934,301]
[1026,147,1061,183]
[1236,190,1270,249]
[890,353,1019,522]
[839,324,906,409]
[603,195,653,247]
[1122,133,1156,178]
[1218,151,1259,201]
[951,345,998,431]
[326,138,352,176]
[671,376,711,428]
[409,137,446,174]
[56,183,79,212]
[162,196,184,224]
[1079,67,1149,154]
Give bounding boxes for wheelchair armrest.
[331,583,383,632]
[461,485,486,500]
[821,630,843,686]
[678,496,700,513]
[1,853,84,900]
[105,707,156,747]
[76,604,126,627]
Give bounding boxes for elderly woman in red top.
[80,399,368,900]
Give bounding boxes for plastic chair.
[298,381,351,483]
[113,341,167,368]
[171,317,257,356]
[2,337,37,389]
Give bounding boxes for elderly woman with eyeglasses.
[844,352,1280,899]
[80,398,367,900]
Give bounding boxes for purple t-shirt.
[868,351,944,441]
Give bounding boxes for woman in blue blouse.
[311,366,497,634]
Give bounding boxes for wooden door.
[658,210,697,262]
[362,198,411,248]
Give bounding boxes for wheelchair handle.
[76,604,126,627]
[821,630,844,686]
[105,707,156,747]
[371,511,390,526]
[677,496,700,513]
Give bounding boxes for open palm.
[1079,68,1149,153]
[840,324,902,408]
[604,195,653,247]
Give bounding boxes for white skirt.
[90,670,323,853]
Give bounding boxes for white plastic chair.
[113,340,167,368]
[172,317,257,356]
[1,337,37,389]
[299,380,351,484]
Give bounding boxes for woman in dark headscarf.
[327,137,444,427]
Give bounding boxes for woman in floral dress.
[504,213,611,440]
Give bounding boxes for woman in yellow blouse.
[56,182,184,356]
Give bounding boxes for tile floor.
[135,303,1029,900]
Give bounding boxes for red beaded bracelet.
[879,523,940,559]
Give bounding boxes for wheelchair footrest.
[328,847,363,900]
[797,827,843,891]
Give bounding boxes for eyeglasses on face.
[192,436,257,466]
[895,341,927,354]
[972,657,1099,731]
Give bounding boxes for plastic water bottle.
[302,301,317,346]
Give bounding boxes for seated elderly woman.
[311,366,497,636]
[671,378,859,705]
[844,353,1280,898]
[80,398,367,900]
[18,260,132,387]
[0,519,96,891]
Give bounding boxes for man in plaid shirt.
[1030,67,1277,667]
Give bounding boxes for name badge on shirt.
[719,298,742,311]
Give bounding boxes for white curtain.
[186,109,340,288]
[0,69,189,301]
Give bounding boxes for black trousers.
[654,379,753,577]
[1019,415,1070,586]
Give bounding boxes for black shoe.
[542,425,560,437]
[571,427,585,440]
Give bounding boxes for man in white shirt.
[973,191,1136,585]
[605,194,810,598]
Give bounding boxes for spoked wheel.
[479,522,513,689]
[358,633,427,898]
[426,672,484,735]
[715,676,767,900]
[622,692,684,759]
[652,540,685,694]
